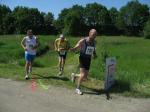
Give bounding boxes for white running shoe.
[25,75,29,80]
[75,89,83,95]
[71,73,75,82]
[58,71,63,76]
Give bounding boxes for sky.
[0,0,150,19]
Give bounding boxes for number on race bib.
[85,46,94,55]
[29,44,34,49]
[60,51,66,55]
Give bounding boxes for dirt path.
[0,78,150,112]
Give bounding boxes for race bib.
[60,51,66,55]
[85,46,94,55]
[29,44,33,49]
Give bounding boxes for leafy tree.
[0,5,11,34]
[63,5,86,36]
[42,12,57,34]
[108,7,120,35]
[144,18,150,39]
[84,3,111,35]
[13,6,44,34]
[3,13,16,34]
[116,0,149,36]
[63,10,81,35]
[54,8,70,33]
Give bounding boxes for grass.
[0,35,150,97]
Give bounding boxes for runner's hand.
[24,47,28,51]
[69,48,75,52]
[59,48,65,51]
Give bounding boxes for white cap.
[60,34,64,38]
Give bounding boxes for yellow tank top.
[55,38,69,51]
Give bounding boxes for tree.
[109,7,118,24]
[116,0,149,36]
[42,12,57,34]
[63,5,86,36]
[13,6,44,34]
[0,5,11,34]
[28,8,44,34]
[63,10,81,35]
[3,13,16,34]
[144,18,150,39]
[108,7,119,35]
[54,8,70,33]
[84,3,111,35]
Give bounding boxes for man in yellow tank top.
[54,34,70,75]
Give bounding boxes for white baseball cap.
[60,34,64,38]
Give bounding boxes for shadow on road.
[81,80,131,100]
[31,74,69,81]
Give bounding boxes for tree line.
[0,0,150,38]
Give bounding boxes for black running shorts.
[58,51,67,59]
[79,56,91,70]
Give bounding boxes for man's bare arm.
[21,37,27,50]
[70,39,84,52]
[33,37,40,49]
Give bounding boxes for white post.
[105,57,116,90]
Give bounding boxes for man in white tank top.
[21,30,39,80]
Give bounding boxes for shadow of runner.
[82,89,102,95]
[81,86,103,95]
[31,74,69,81]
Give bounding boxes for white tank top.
[24,36,37,55]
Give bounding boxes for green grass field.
[0,35,150,97]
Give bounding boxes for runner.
[70,29,97,95]
[54,34,70,76]
[21,29,39,80]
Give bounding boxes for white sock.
[29,66,32,73]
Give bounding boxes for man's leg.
[58,57,62,71]
[76,68,88,95]
[29,61,32,74]
[28,55,35,74]
[25,61,30,79]
[77,68,88,89]
[58,57,64,75]
[61,58,66,72]
[25,53,31,79]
